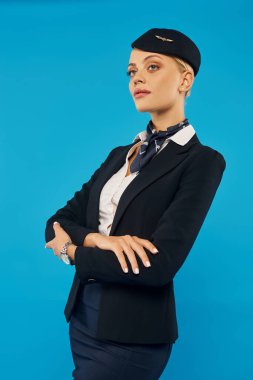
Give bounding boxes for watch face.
[60,253,71,265]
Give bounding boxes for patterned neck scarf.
[130,118,190,174]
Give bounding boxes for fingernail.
[124,267,128,273]
[145,260,151,267]
[134,268,139,274]
[153,248,159,253]
[53,221,58,225]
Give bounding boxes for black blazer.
[45,132,226,344]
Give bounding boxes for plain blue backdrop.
[0,1,252,379]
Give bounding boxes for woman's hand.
[84,233,159,274]
[45,222,75,260]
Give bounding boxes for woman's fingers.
[132,236,159,254]
[111,246,129,274]
[119,239,140,274]
[128,239,152,269]
[123,235,151,270]
[113,236,156,274]
[95,235,158,275]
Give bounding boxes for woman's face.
[128,48,188,114]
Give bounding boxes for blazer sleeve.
[74,149,226,287]
[44,146,120,251]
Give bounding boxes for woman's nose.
[134,76,144,85]
[133,70,146,85]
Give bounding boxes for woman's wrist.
[83,232,101,248]
[66,233,99,262]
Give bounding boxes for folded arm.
[74,149,226,287]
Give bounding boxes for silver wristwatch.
[60,241,73,265]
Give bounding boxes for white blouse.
[98,124,196,236]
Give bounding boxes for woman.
[45,28,226,380]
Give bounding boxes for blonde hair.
[173,57,195,98]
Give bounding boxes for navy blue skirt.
[69,317,173,380]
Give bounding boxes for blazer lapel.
[86,133,200,234]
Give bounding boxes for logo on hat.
[155,35,174,42]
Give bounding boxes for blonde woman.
[45,28,226,380]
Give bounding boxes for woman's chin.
[134,103,154,112]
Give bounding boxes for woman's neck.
[150,109,186,132]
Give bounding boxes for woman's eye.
[126,64,159,77]
[148,64,159,71]
[126,70,136,77]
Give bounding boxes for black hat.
[131,28,201,76]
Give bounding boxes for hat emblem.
[155,34,174,42]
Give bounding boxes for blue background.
[0,1,252,379]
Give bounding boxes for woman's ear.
[179,72,194,93]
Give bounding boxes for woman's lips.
[134,92,151,99]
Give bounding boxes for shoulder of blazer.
[193,141,226,172]
[186,140,226,172]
